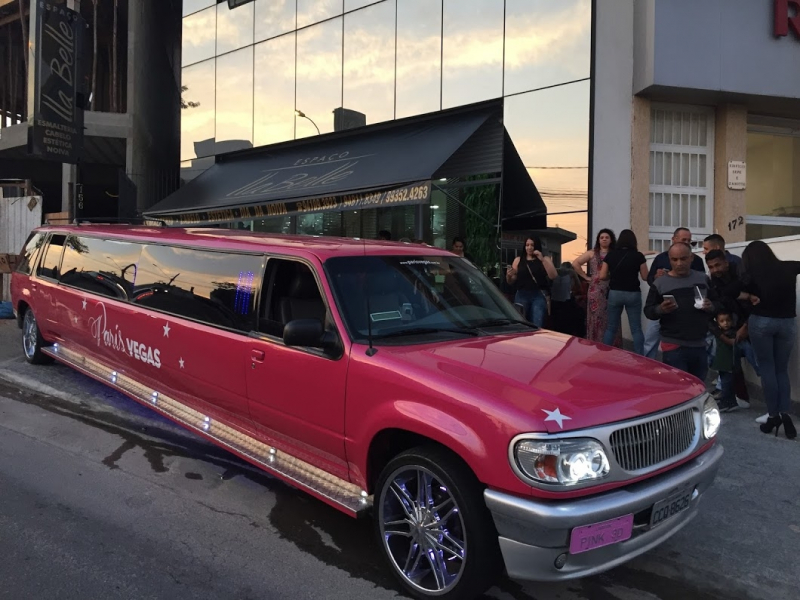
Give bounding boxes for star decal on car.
[163,323,171,337]
[179,357,185,369]
[542,407,572,429]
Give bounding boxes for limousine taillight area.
[11,225,723,599]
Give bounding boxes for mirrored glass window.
[396,0,441,118]
[254,33,296,146]
[181,59,216,161]
[345,0,379,11]
[343,1,395,127]
[441,0,502,109]
[297,0,343,29]
[216,47,255,149]
[217,0,255,56]
[504,0,591,96]
[182,7,216,66]
[504,81,590,262]
[255,0,296,42]
[181,158,215,184]
[184,0,215,18]
[296,18,343,138]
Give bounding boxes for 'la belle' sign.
[28,1,84,164]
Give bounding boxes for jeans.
[515,289,548,328]
[748,315,797,415]
[719,371,734,406]
[644,319,661,359]
[662,346,708,382]
[604,290,644,354]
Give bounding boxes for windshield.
[325,255,530,343]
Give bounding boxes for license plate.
[650,486,694,528]
[569,514,634,555]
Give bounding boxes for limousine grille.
[609,408,696,472]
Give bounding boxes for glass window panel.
[689,154,698,187]
[60,237,142,300]
[504,0,590,96]
[255,0,296,42]
[671,194,680,227]
[503,81,589,262]
[442,0,502,109]
[396,0,441,118]
[217,1,254,56]
[297,0,343,29]
[345,0,379,10]
[698,195,707,228]
[296,18,343,138]
[649,193,655,226]
[681,194,689,226]
[181,59,216,161]
[680,154,690,186]
[184,0,215,17]
[181,158,215,184]
[182,7,216,66]
[216,47,254,148]
[654,151,663,185]
[649,151,655,185]
[746,132,800,220]
[689,194,698,228]
[343,1,395,127]
[698,114,708,146]
[254,34,295,146]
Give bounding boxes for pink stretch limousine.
[12,225,722,599]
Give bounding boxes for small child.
[711,309,738,412]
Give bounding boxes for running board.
[42,344,372,516]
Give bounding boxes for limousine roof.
[37,224,455,261]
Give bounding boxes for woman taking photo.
[598,229,648,354]
[741,241,800,439]
[506,235,558,327]
[572,229,620,345]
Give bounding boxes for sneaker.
[719,401,739,413]
[736,397,751,409]
[755,413,769,424]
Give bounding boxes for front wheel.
[374,446,502,600]
[22,308,54,365]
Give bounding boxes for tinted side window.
[36,234,66,280]
[60,236,143,300]
[132,244,264,331]
[16,232,46,275]
[259,259,326,337]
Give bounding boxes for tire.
[22,308,54,365]
[374,446,502,600]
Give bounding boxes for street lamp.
[295,109,320,135]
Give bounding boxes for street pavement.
[0,318,798,600]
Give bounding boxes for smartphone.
[663,294,676,302]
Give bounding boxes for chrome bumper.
[484,442,723,582]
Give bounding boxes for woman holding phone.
[506,235,558,327]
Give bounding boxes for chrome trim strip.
[42,344,371,516]
[508,395,710,492]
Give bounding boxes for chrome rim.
[22,310,37,359]
[379,466,466,595]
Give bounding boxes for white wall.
[591,0,635,240]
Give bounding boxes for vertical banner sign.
[29,2,84,164]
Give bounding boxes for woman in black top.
[506,235,558,327]
[598,229,648,354]
[740,241,800,439]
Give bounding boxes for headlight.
[703,396,721,439]
[514,438,610,486]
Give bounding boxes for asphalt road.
[0,319,798,600]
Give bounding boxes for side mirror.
[283,319,324,347]
[283,319,341,355]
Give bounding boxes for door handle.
[251,349,265,363]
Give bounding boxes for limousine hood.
[383,330,706,433]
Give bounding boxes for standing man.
[644,243,714,380]
[702,234,742,268]
[643,228,705,358]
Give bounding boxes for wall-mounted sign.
[728,161,746,190]
[28,2,85,164]
[775,0,800,39]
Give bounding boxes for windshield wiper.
[373,326,480,339]
[469,318,538,329]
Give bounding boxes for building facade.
[593,0,800,251]
[178,0,593,267]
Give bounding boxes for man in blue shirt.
[643,227,705,358]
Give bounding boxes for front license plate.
[569,514,634,555]
[650,486,694,528]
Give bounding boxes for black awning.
[501,130,547,230]
[145,103,504,226]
